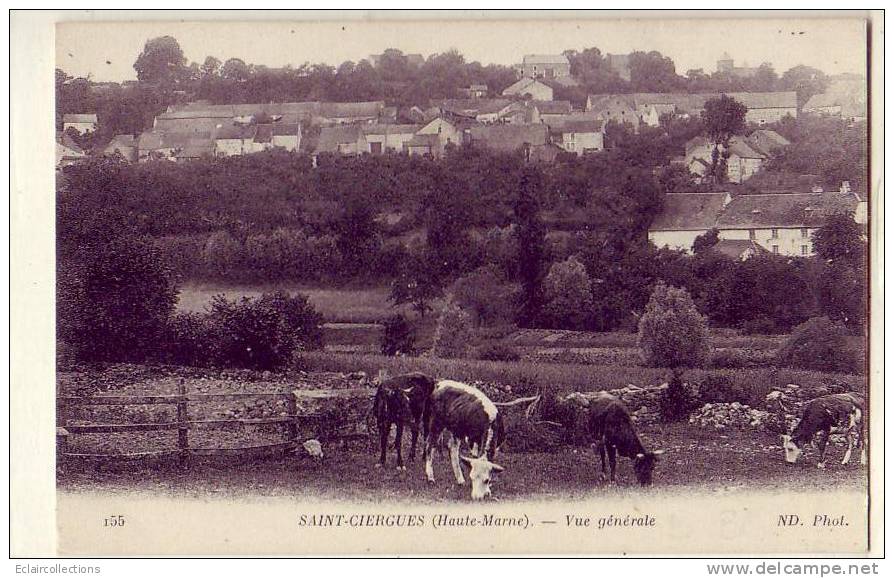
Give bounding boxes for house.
[498,101,540,125]
[56,133,86,168]
[684,135,769,183]
[102,134,137,162]
[803,77,866,122]
[459,84,489,99]
[502,78,554,101]
[687,157,710,182]
[62,113,98,134]
[606,53,632,81]
[468,124,554,161]
[585,94,640,131]
[648,192,732,252]
[174,139,215,162]
[728,92,798,124]
[270,123,303,152]
[412,117,467,158]
[533,100,573,123]
[710,239,767,260]
[715,191,862,256]
[515,54,571,79]
[361,124,421,154]
[137,131,206,161]
[315,125,368,156]
[214,124,258,156]
[648,190,863,256]
[549,119,604,155]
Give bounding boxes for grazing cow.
[587,392,664,485]
[422,380,505,500]
[781,392,866,469]
[373,372,437,470]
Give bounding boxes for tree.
[513,167,547,327]
[450,265,518,327]
[431,300,474,359]
[701,95,747,183]
[381,314,416,356]
[628,51,684,92]
[637,282,710,368]
[812,212,865,267]
[133,36,186,85]
[221,58,251,82]
[542,256,593,329]
[780,65,829,109]
[200,56,222,78]
[389,252,443,318]
[691,228,720,254]
[777,316,857,373]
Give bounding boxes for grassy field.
[177,283,444,323]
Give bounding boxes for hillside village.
[57,47,867,262]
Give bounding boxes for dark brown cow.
[782,392,866,468]
[373,372,437,470]
[587,392,663,485]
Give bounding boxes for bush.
[206,291,323,370]
[159,312,214,367]
[777,316,858,373]
[57,236,177,363]
[709,348,777,370]
[637,282,710,368]
[431,300,474,359]
[381,314,416,356]
[659,370,700,422]
[474,342,521,362]
[692,373,759,406]
[739,315,780,336]
[542,256,593,330]
[450,265,519,327]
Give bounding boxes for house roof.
[503,78,552,96]
[588,91,798,115]
[215,124,257,140]
[725,91,798,110]
[105,134,136,149]
[439,98,512,117]
[361,124,421,136]
[138,131,207,151]
[63,113,98,124]
[553,119,603,134]
[522,54,569,65]
[727,136,765,159]
[534,100,573,115]
[58,132,85,154]
[271,123,302,136]
[711,239,767,259]
[803,93,840,110]
[316,125,364,153]
[253,124,274,144]
[174,143,214,159]
[650,192,731,231]
[319,101,384,119]
[469,84,488,91]
[469,124,549,152]
[685,136,711,152]
[746,129,790,156]
[716,192,860,229]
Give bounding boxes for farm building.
[63,113,98,134]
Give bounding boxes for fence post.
[286,391,299,454]
[177,378,189,469]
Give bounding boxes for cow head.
[781,434,803,464]
[461,455,504,500]
[633,450,663,486]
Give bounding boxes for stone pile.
[688,402,770,430]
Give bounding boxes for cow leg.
[606,443,618,483]
[815,429,829,469]
[423,424,442,482]
[408,419,419,462]
[378,421,390,468]
[395,420,405,471]
[842,427,855,465]
[448,434,465,485]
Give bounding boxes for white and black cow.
[422,380,505,500]
[373,372,437,470]
[782,392,866,469]
[587,392,663,486]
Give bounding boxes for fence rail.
[57,379,375,468]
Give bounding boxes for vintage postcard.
[10,10,883,557]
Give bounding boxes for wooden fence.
[57,379,377,468]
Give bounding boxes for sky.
[56,14,869,83]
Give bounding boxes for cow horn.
[636,453,644,458]
[490,463,505,473]
[460,455,473,465]
[401,387,414,395]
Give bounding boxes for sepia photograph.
[8,9,883,558]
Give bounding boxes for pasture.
[56,363,867,501]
